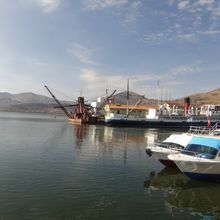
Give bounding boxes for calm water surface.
[0,112,220,220]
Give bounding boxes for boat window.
[182,144,218,159]
[159,142,184,149]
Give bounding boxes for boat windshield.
[182,144,218,159]
[160,142,184,150]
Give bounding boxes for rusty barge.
[45,85,100,124]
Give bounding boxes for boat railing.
[147,142,183,152]
[210,121,220,135]
[187,121,220,135]
[187,126,210,135]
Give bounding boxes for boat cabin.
[200,104,220,116]
[182,136,220,159]
[104,103,150,118]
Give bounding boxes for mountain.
[0,92,67,113]
[0,92,55,106]
[113,91,145,105]
[0,92,21,107]
[14,92,56,104]
[1,88,220,113]
[113,91,157,106]
[114,88,220,107]
[173,88,220,106]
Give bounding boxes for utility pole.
[126,79,129,117]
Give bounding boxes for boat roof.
[164,134,192,147]
[189,136,220,150]
[106,103,153,110]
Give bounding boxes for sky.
[0,0,220,101]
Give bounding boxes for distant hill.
[113,91,145,105]
[173,88,220,107]
[14,92,56,104]
[0,92,68,113]
[1,88,220,113]
[0,92,55,106]
[114,88,220,107]
[113,91,157,106]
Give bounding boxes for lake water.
[0,112,220,220]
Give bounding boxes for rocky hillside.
[0,92,68,113]
[1,88,220,113]
[114,88,220,107]
[113,91,158,106]
[173,88,220,107]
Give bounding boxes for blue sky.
[0,0,220,101]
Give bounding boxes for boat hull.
[183,172,220,182]
[105,118,219,128]
[159,159,177,167]
[169,155,220,182]
[147,147,179,168]
[68,118,83,123]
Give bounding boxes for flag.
[127,79,129,100]
[207,116,211,128]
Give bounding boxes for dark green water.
[0,112,220,220]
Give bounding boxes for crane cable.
[47,86,75,102]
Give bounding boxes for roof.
[106,103,155,110]
[189,136,220,150]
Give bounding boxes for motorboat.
[168,133,220,182]
[146,122,220,168]
[146,133,193,167]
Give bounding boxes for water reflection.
[74,124,87,148]
[144,167,220,219]
[2,112,219,219]
[72,125,162,147]
[70,124,176,171]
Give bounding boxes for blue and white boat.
[146,133,193,167]
[146,123,220,168]
[168,134,220,182]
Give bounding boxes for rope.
[47,86,75,101]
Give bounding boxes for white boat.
[146,123,220,168]
[105,103,220,128]
[146,133,193,167]
[168,133,220,182]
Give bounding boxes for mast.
[129,96,144,114]
[44,85,72,118]
[157,80,160,106]
[126,79,129,117]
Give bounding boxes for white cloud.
[83,0,128,11]
[122,1,142,25]
[19,0,60,13]
[68,43,97,65]
[196,0,214,7]
[79,69,169,98]
[177,33,197,42]
[198,30,220,36]
[212,6,220,17]
[142,0,220,44]
[176,0,219,19]
[39,0,60,13]
[169,64,203,77]
[177,1,190,10]
[79,69,127,97]
[143,32,197,44]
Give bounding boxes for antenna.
[126,79,129,116]
[157,80,160,106]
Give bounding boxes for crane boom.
[44,85,72,118]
